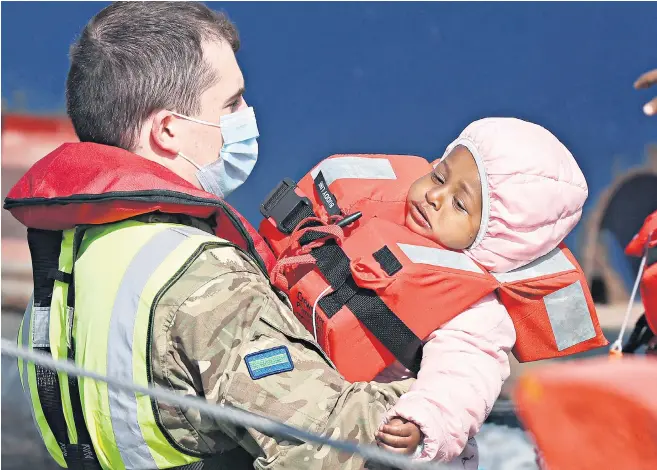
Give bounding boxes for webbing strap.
[373,246,403,276]
[648,245,657,267]
[62,227,102,469]
[27,227,101,468]
[34,351,71,447]
[622,314,655,353]
[283,203,317,234]
[310,242,423,373]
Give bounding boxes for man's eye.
[230,96,243,111]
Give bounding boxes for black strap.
[27,227,101,468]
[311,241,352,298]
[372,246,403,276]
[49,269,73,284]
[27,229,63,307]
[34,352,72,450]
[623,314,655,354]
[310,242,423,373]
[64,227,103,469]
[648,245,657,267]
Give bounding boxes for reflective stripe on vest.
[491,247,575,283]
[310,156,397,186]
[20,221,229,470]
[494,247,596,352]
[394,243,596,352]
[73,221,224,469]
[396,243,484,273]
[106,227,191,468]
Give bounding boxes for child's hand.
[376,417,422,455]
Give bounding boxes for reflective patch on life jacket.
[310,156,397,186]
[544,280,596,351]
[396,243,484,273]
[32,306,51,348]
[492,247,575,283]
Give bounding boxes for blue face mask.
[173,106,259,198]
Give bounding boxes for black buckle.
[260,178,314,234]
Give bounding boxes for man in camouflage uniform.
[59,3,414,468]
[146,214,412,469]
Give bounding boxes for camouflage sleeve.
[151,244,415,469]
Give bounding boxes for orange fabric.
[259,154,607,381]
[282,218,499,381]
[502,245,607,362]
[625,211,657,335]
[625,210,657,257]
[515,357,657,470]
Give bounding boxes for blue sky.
[3,1,657,280]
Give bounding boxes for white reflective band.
[22,294,47,442]
[544,280,596,351]
[107,226,207,469]
[310,156,397,186]
[22,295,34,399]
[397,243,484,273]
[66,306,74,348]
[492,247,575,283]
[32,306,51,348]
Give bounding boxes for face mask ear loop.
[170,111,222,129]
[177,151,203,171]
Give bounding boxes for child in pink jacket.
[374,117,588,467]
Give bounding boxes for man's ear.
[150,110,182,155]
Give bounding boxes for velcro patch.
[244,346,294,380]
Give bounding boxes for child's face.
[405,145,483,250]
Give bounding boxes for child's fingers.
[376,431,411,449]
[380,423,412,437]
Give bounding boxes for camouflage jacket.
[141,214,414,469]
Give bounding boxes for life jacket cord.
[312,285,333,341]
[611,233,653,356]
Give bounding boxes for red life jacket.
[4,142,275,274]
[259,154,608,382]
[625,210,657,335]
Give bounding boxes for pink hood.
[437,117,588,273]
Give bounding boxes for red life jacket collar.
[4,142,275,273]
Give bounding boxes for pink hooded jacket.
[376,118,589,463]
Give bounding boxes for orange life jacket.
[515,356,657,470]
[625,210,657,334]
[259,154,608,381]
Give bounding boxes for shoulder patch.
[244,346,294,380]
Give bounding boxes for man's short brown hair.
[66,1,239,150]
